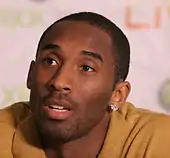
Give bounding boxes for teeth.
[48,105,64,110]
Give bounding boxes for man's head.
[38,12,130,85]
[27,12,131,142]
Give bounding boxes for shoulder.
[119,102,170,157]
[122,102,170,128]
[0,102,31,157]
[0,102,31,127]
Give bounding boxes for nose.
[48,66,72,93]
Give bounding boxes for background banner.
[0,0,170,113]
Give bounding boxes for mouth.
[48,105,71,111]
[43,102,72,120]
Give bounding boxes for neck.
[42,113,111,158]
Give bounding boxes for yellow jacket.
[1,102,170,158]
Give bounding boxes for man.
[0,12,170,158]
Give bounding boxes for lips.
[42,99,72,120]
[48,105,71,110]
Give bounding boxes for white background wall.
[0,0,170,113]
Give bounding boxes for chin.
[37,119,78,142]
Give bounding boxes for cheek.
[81,72,113,93]
[75,74,113,107]
[73,80,112,123]
[34,67,53,86]
[31,68,53,97]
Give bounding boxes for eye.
[81,65,94,72]
[43,57,57,66]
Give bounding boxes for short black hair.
[37,12,130,85]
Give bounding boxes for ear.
[109,81,131,108]
[27,61,35,90]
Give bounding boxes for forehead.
[39,21,114,62]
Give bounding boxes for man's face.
[28,21,116,141]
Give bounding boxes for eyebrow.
[82,50,103,62]
[41,44,103,62]
[41,44,61,51]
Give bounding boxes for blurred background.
[0,0,169,113]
